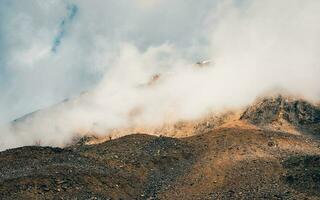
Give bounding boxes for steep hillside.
[1,96,320,200]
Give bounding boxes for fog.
[1,0,320,150]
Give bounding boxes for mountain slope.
[1,96,320,200]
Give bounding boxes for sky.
[0,0,320,150]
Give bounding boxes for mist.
[1,0,320,150]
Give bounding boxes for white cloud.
[0,0,320,150]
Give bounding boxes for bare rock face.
[240,95,320,126]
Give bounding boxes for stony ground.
[1,96,320,200]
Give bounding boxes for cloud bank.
[1,0,320,150]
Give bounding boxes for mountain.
[241,95,320,138]
[1,95,320,199]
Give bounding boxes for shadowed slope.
[1,125,320,199]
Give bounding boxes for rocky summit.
[1,95,320,200]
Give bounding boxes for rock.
[40,184,50,192]
[268,141,275,147]
[240,95,320,126]
[61,184,68,190]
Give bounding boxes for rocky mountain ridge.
[1,95,320,200]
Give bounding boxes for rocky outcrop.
[240,95,320,126]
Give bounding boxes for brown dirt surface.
[1,96,320,200]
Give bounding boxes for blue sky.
[52,3,78,52]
